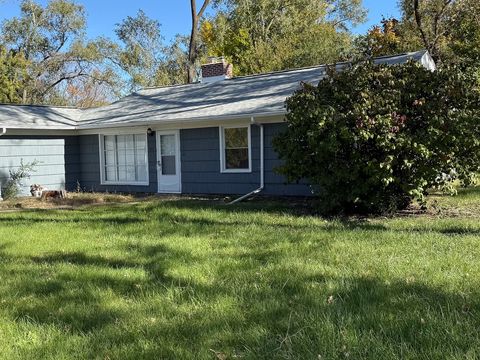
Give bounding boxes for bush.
[2,160,38,200]
[273,61,480,214]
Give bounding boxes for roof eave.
[75,110,287,131]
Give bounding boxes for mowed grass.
[0,189,479,359]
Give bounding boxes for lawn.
[0,189,479,359]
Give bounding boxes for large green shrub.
[273,61,480,214]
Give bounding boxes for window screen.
[102,134,148,183]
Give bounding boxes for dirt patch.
[0,193,137,211]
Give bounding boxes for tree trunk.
[188,0,210,83]
[413,0,453,64]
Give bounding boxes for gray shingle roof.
[0,50,435,131]
[0,104,80,129]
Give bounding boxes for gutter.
[76,110,286,131]
[0,128,5,201]
[229,117,264,204]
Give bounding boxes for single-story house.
[0,50,435,198]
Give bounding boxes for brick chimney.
[200,56,233,83]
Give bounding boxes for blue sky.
[0,0,400,43]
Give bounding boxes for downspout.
[229,118,264,204]
[0,128,6,201]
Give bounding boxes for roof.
[0,104,80,130]
[0,50,435,131]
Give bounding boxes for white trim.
[98,133,150,186]
[2,115,285,136]
[76,112,286,132]
[156,129,182,193]
[219,125,252,173]
[0,115,285,136]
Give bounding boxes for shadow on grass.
[2,198,479,239]
[0,198,479,358]
[0,214,143,226]
[142,201,480,237]
[5,245,480,358]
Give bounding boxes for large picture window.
[100,134,149,185]
[220,125,251,173]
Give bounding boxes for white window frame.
[98,133,150,186]
[219,125,252,173]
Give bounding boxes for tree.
[1,0,118,105]
[188,0,211,83]
[398,0,480,66]
[352,0,480,71]
[156,35,190,86]
[201,0,366,76]
[61,70,112,108]
[410,0,454,63]
[273,61,480,214]
[109,11,190,90]
[447,0,480,68]
[354,18,406,57]
[0,46,30,103]
[114,10,165,90]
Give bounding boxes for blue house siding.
[180,126,260,195]
[0,125,311,197]
[0,135,80,195]
[180,124,312,196]
[77,134,158,193]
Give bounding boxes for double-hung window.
[100,134,149,185]
[219,125,251,173]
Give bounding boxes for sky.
[0,0,401,43]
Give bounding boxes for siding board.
[180,124,312,196]
[0,123,311,197]
[0,136,80,195]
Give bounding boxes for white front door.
[156,130,181,193]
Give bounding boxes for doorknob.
[157,161,162,166]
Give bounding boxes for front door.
[156,130,181,193]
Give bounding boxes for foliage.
[398,0,480,67]
[353,0,480,73]
[354,18,406,58]
[202,0,366,76]
[0,0,120,105]
[0,1,190,103]
[108,11,190,90]
[0,46,30,103]
[62,70,112,108]
[156,35,190,86]
[446,0,480,69]
[1,159,38,200]
[114,10,166,90]
[0,190,479,358]
[273,61,480,214]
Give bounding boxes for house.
[0,51,435,198]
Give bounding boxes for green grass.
[0,189,479,359]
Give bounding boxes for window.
[159,134,176,175]
[100,134,149,185]
[220,125,251,172]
